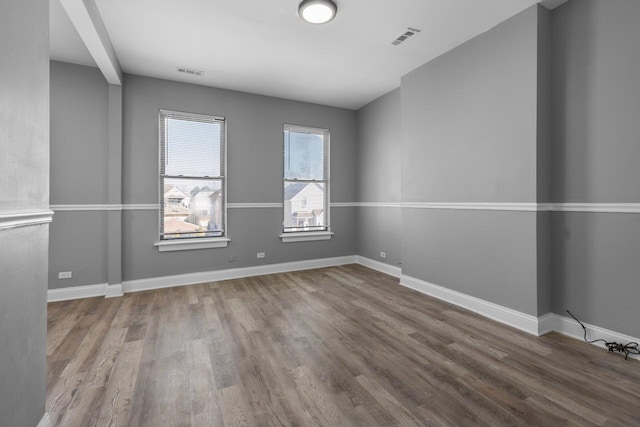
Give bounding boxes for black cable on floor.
[566,310,639,360]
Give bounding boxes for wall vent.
[391,27,421,46]
[177,67,203,77]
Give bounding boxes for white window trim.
[158,109,228,251]
[282,124,331,239]
[279,231,334,243]
[155,237,230,252]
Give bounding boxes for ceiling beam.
[59,0,122,85]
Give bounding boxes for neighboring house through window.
[157,109,228,251]
[283,124,329,236]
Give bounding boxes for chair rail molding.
[0,209,54,230]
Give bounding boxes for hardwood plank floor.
[47,265,640,426]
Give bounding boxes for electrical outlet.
[58,271,72,279]
[380,252,386,259]
[257,252,265,259]
[227,255,238,262]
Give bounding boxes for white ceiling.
[50,0,553,109]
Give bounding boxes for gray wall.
[49,61,110,289]
[550,0,640,336]
[0,0,49,425]
[403,209,539,314]
[50,61,109,204]
[400,6,548,316]
[402,7,539,204]
[550,0,640,203]
[49,211,108,289]
[355,89,402,268]
[49,71,357,285]
[356,89,402,204]
[536,6,553,316]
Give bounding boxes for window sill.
[155,237,230,252]
[279,231,333,243]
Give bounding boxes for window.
[157,110,228,251]
[282,124,330,241]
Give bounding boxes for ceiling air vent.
[177,67,203,77]
[391,27,421,46]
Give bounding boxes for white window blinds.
[159,110,226,240]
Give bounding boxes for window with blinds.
[159,110,225,240]
[283,124,329,233]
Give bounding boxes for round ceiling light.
[298,0,338,24]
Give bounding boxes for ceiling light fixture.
[298,0,337,24]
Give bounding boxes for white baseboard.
[105,283,123,298]
[48,282,123,302]
[48,257,356,301]
[398,274,640,354]
[123,255,357,293]
[48,283,108,302]
[37,412,51,427]
[544,313,640,360]
[537,312,556,336]
[45,256,638,361]
[399,274,542,335]
[355,256,402,278]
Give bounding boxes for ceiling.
[50,0,558,110]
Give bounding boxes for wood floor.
[47,265,640,426]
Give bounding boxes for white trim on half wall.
[0,209,53,230]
